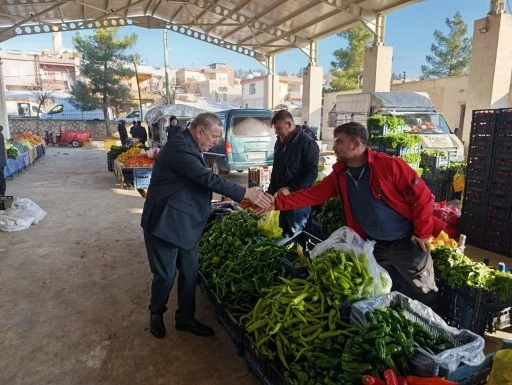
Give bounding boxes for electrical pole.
[402,71,406,83]
[163,29,171,103]
[133,55,143,121]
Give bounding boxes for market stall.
[3,132,46,179]
[107,143,155,189]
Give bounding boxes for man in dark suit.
[141,112,272,339]
[0,125,6,196]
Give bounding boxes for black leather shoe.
[149,313,166,339]
[175,318,214,337]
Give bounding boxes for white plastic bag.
[310,226,393,297]
[12,198,47,224]
[350,292,485,376]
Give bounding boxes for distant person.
[301,123,317,141]
[132,121,147,146]
[129,120,136,136]
[117,120,128,146]
[165,116,184,140]
[0,125,6,196]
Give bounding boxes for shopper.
[267,109,319,237]
[131,121,147,146]
[117,120,128,146]
[301,123,318,141]
[141,112,272,339]
[165,115,184,140]
[0,125,6,196]
[260,121,446,310]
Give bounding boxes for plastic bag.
[452,166,465,193]
[310,227,393,297]
[12,198,47,224]
[257,210,283,238]
[487,349,512,385]
[0,198,47,232]
[350,292,485,376]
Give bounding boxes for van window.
[231,116,272,137]
[50,105,64,114]
[400,113,451,134]
[31,105,40,116]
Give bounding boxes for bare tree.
[145,77,176,104]
[30,55,58,117]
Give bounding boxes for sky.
[0,0,497,79]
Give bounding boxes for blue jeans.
[279,207,311,237]
[144,230,198,323]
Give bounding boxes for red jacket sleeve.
[275,171,339,211]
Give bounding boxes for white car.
[41,100,114,121]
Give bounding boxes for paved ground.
[0,146,258,385]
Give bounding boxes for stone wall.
[8,118,118,140]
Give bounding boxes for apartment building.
[241,73,303,110]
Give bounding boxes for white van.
[6,101,45,118]
[115,108,150,123]
[40,100,114,121]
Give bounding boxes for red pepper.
[405,376,457,385]
[397,377,408,385]
[384,369,399,385]
[362,375,386,385]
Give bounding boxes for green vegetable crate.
[243,333,286,385]
[446,353,494,385]
[217,302,245,356]
[276,231,322,279]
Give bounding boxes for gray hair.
[189,112,222,131]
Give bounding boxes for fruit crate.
[0,195,14,211]
[421,167,450,181]
[133,168,152,190]
[494,134,512,159]
[243,333,286,385]
[276,231,322,278]
[305,216,331,240]
[497,108,512,134]
[490,306,512,331]
[197,271,221,308]
[467,134,494,157]
[471,109,498,135]
[107,154,114,172]
[216,302,245,356]
[383,143,421,156]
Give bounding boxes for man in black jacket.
[165,115,184,140]
[131,121,147,145]
[268,110,319,237]
[141,112,272,339]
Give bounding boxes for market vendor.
[259,121,446,310]
[0,125,6,196]
[141,112,272,339]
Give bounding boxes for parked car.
[40,100,114,121]
[115,108,150,123]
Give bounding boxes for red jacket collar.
[332,147,376,173]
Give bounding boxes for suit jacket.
[0,131,6,168]
[141,129,245,250]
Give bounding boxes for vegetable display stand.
[216,302,245,356]
[133,168,152,190]
[113,160,152,189]
[243,333,286,385]
[446,352,494,385]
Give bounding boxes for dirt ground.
[0,146,258,385]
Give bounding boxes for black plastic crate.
[107,154,113,172]
[467,135,494,157]
[217,302,244,356]
[446,352,494,385]
[197,271,209,294]
[462,198,487,215]
[244,333,286,385]
[197,271,221,307]
[465,178,489,194]
[276,231,321,278]
[493,135,512,159]
[425,179,450,202]
[305,217,331,240]
[497,108,512,134]
[461,210,485,228]
[0,196,14,211]
[421,167,450,181]
[471,109,498,135]
[467,155,492,174]
[133,168,152,190]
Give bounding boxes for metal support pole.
[374,13,385,46]
[309,40,318,66]
[163,29,171,103]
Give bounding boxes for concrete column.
[0,57,10,138]
[362,45,393,92]
[462,13,512,146]
[263,56,279,109]
[302,64,323,130]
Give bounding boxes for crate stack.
[460,108,512,256]
[420,151,451,202]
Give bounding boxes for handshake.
[244,187,277,215]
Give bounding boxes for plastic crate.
[425,179,450,202]
[471,109,498,135]
[244,333,286,385]
[421,168,450,181]
[446,352,494,385]
[420,154,450,169]
[467,135,494,157]
[0,196,14,211]
[197,271,221,307]
[276,231,321,278]
[197,271,209,294]
[490,306,512,331]
[107,154,113,172]
[216,302,244,356]
[133,168,152,190]
[384,143,421,156]
[305,217,330,240]
[497,108,512,134]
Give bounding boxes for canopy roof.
[0,0,420,66]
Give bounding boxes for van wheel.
[71,140,80,148]
[237,170,244,173]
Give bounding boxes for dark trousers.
[279,207,311,237]
[373,236,441,312]
[144,230,198,323]
[0,172,6,196]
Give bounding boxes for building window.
[249,83,256,95]
[10,67,18,77]
[223,94,227,101]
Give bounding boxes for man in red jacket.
[261,122,445,309]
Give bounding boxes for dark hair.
[271,109,293,125]
[333,122,368,145]
[170,116,177,122]
[0,125,3,131]
[136,120,142,125]
[190,112,222,131]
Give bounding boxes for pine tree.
[328,25,373,91]
[71,28,137,135]
[420,11,472,79]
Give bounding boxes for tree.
[278,70,288,76]
[328,25,373,91]
[71,28,136,135]
[391,72,404,82]
[146,77,176,104]
[30,55,58,118]
[420,11,472,79]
